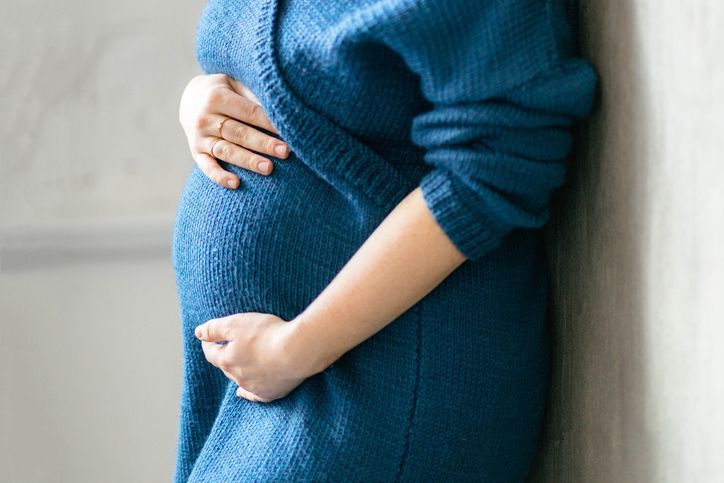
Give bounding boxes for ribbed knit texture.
[172,0,598,481]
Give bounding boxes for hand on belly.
[193,311,325,403]
[178,72,291,188]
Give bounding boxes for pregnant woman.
[172,0,598,481]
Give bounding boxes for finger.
[207,85,279,135]
[202,136,275,176]
[195,317,233,342]
[236,385,264,402]
[218,115,289,159]
[226,79,280,135]
[200,340,225,369]
[227,78,262,106]
[193,150,240,189]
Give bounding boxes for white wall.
[530,1,724,481]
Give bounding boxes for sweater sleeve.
[378,0,599,261]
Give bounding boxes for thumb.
[195,317,232,342]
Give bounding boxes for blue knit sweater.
[172,0,598,481]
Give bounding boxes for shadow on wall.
[529,1,654,481]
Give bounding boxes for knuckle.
[208,162,224,178]
[211,171,224,184]
[266,137,277,153]
[217,141,232,158]
[193,114,208,131]
[246,102,260,120]
[204,85,227,108]
[234,125,249,144]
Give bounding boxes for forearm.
[288,185,467,376]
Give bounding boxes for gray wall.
[0,0,202,229]
[1,0,723,482]
[530,1,724,481]
[0,0,204,481]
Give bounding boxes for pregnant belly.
[172,155,378,326]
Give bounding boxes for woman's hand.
[179,73,290,189]
[194,312,325,403]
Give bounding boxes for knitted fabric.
[171,0,598,481]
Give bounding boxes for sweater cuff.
[419,168,500,262]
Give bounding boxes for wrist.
[282,312,344,378]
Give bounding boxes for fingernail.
[274,144,288,156]
[258,160,272,173]
[226,178,237,189]
[194,327,202,339]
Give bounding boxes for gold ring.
[216,117,230,138]
[209,138,221,158]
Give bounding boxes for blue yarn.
[172,0,598,481]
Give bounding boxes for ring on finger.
[216,117,230,138]
[209,137,221,158]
